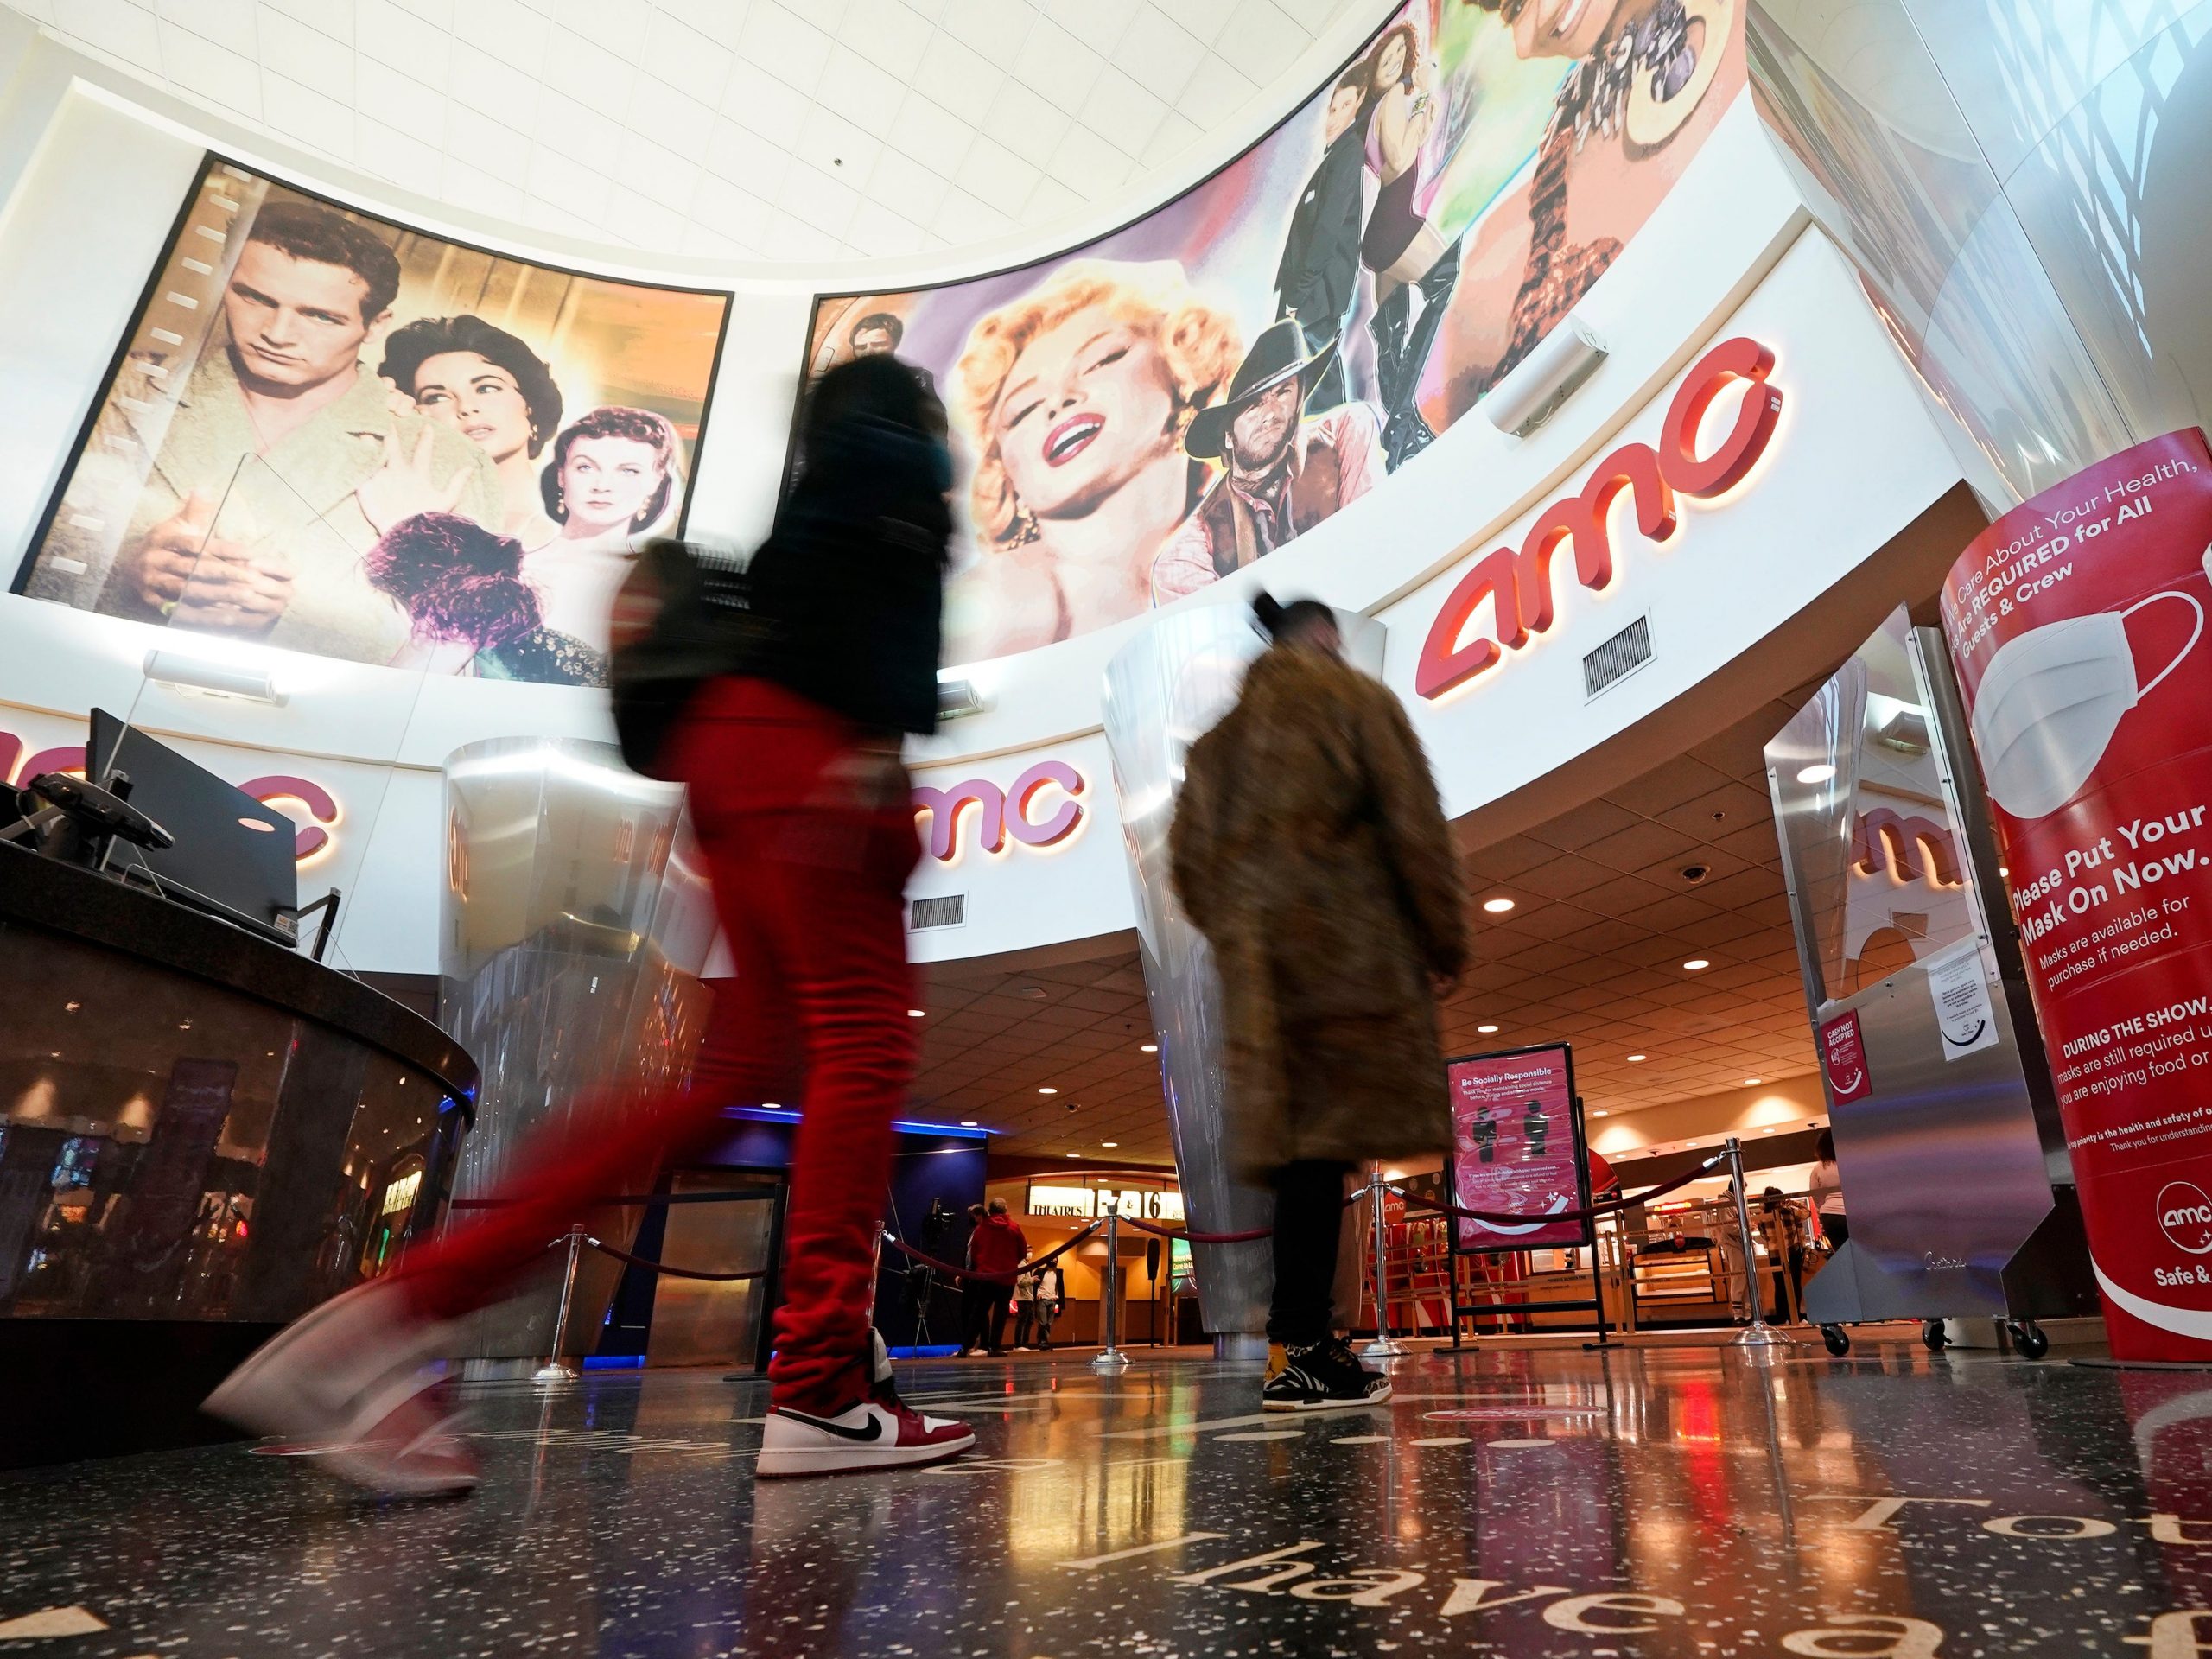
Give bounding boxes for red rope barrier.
[882,1218,1103,1284]
[1386,1154,1725,1226]
[1120,1212,1271,1244]
[573,1233,768,1282]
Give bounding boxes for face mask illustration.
[1970,589,2202,818]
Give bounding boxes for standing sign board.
[1447,1045,1592,1254]
[1940,427,2212,1362]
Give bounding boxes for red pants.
[392,677,919,1413]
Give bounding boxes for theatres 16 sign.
[1415,337,1783,700]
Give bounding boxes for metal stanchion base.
[533,1359,580,1388]
[1729,1324,1801,1353]
[1360,1336,1407,1359]
[1090,1347,1131,1373]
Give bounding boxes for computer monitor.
[86,709,300,946]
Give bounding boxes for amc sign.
[913,760,1085,865]
[1416,337,1784,700]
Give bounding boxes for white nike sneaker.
[756,1332,973,1478]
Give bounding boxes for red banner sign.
[1447,1045,1586,1252]
[1940,427,2212,1360]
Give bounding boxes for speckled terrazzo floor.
[6,1337,2212,1656]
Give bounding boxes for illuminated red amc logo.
[0,729,340,862]
[1415,337,1785,701]
[1854,809,1961,889]
[912,761,1085,865]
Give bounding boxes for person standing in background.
[1032,1262,1065,1350]
[962,1197,1028,1356]
[1809,1128,1849,1248]
[1757,1186,1808,1322]
[1012,1266,1040,1350]
[1170,594,1465,1409]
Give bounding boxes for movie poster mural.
[805,0,1741,664]
[12,157,730,687]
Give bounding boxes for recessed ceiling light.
[1102,1141,1118,1147]
[1682,959,1710,971]
[1068,1152,1082,1158]
[1745,1077,1762,1085]
[1141,1043,1158,1053]
[1039,1087,1058,1095]
[907,1008,925,1018]
[1627,1054,1647,1062]
[1761,1127,1777,1134]
[762,1103,781,1109]
[1482,897,1515,913]
[1592,1109,1609,1117]
[1796,763,1836,785]
[1478,1023,1499,1033]
[958,1120,977,1128]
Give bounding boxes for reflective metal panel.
[437,738,717,1359]
[1101,605,1385,1338]
[1768,610,2085,1321]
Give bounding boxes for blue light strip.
[725,1105,990,1140]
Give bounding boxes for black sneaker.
[1262,1338,1392,1411]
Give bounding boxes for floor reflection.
[10,1338,2212,1655]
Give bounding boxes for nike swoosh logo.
[778,1408,884,1444]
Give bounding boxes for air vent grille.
[1583,614,1653,700]
[910,894,966,931]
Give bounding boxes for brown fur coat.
[1168,645,1466,1182]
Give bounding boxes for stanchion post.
[534,1225,586,1388]
[1725,1137,1797,1353]
[1361,1166,1405,1359]
[1092,1204,1130,1373]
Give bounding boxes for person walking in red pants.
[206,355,972,1491]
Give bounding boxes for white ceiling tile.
[693,168,773,245]
[847,198,926,257]
[933,183,1011,245]
[702,117,791,200]
[9,0,54,24]
[938,0,1032,69]
[1171,51,1256,130]
[816,45,906,142]
[551,0,649,58]
[256,0,347,48]
[884,90,973,180]
[654,0,749,50]
[778,156,859,237]
[717,58,810,140]
[618,128,702,213]
[1138,106,1200,168]
[440,154,525,219]
[955,131,1038,217]
[793,102,880,190]
[1079,66,1165,159]
[762,208,841,261]
[604,180,690,245]
[542,27,634,118]
[449,0,548,76]
[836,0,933,79]
[524,144,613,223]
[1167,0,1239,47]
[445,99,531,182]
[1011,16,1100,111]
[354,0,448,81]
[1113,5,1203,105]
[532,86,627,168]
[738,0,831,98]
[257,8,353,99]
[1212,0,1301,83]
[1270,0,1340,28]
[679,216,753,257]
[1044,0,1137,60]
[443,41,537,128]
[71,0,163,71]
[864,143,949,229]
[912,28,1001,126]
[355,57,447,146]
[156,21,261,114]
[978,74,1068,169]
[156,0,257,57]
[391,0,450,25]
[626,77,715,158]
[1046,120,1129,198]
[259,68,354,158]
[1022,173,1084,226]
[353,113,442,194]
[639,10,733,107]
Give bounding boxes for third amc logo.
[2157,1181,2212,1255]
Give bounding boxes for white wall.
[0,40,1969,975]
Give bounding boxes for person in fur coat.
[1169,594,1465,1409]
